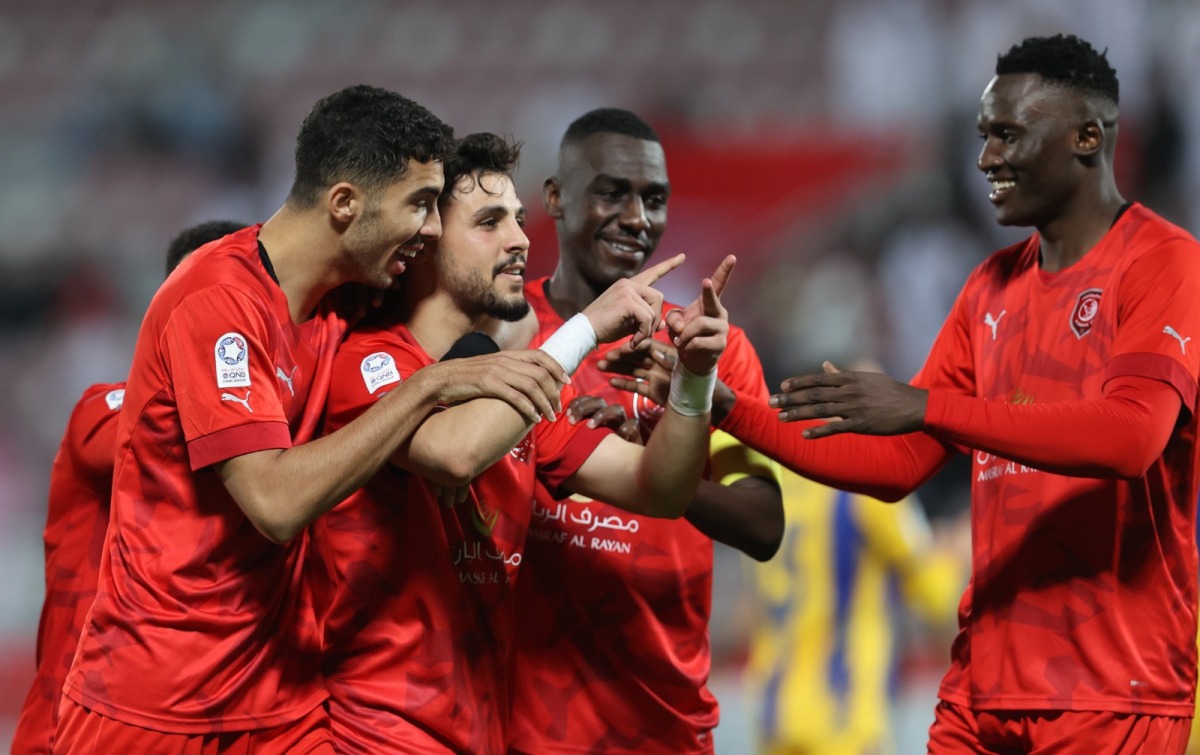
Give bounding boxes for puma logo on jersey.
[984,310,1006,341]
[1164,325,1191,355]
[221,391,252,412]
[275,365,298,396]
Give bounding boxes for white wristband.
[668,365,716,416]
[539,313,597,376]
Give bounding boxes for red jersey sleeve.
[532,384,613,498]
[925,374,1180,478]
[719,326,770,401]
[162,285,293,469]
[325,331,427,433]
[1105,240,1200,410]
[67,385,125,486]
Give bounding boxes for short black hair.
[560,108,660,149]
[439,132,522,208]
[287,85,455,207]
[165,220,246,276]
[996,34,1119,105]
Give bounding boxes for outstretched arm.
[771,366,1180,479]
[719,388,952,502]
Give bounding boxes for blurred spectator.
[744,468,968,755]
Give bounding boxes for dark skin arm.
[769,361,928,438]
[687,476,782,561]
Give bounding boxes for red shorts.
[326,694,459,754]
[54,697,334,754]
[928,700,1191,754]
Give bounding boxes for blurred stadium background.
[2,0,1198,750]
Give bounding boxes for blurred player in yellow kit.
[746,469,966,755]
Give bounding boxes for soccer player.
[53,87,568,754]
[312,131,730,754]
[508,108,784,754]
[717,35,1200,752]
[10,220,245,755]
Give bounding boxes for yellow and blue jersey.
[746,471,962,755]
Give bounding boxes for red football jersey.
[12,382,125,755]
[509,277,771,754]
[918,204,1200,715]
[62,225,347,733]
[313,321,609,755]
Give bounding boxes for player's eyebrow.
[471,203,526,220]
[593,174,671,196]
[407,185,443,203]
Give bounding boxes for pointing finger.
[709,255,737,297]
[631,253,685,286]
[700,279,726,318]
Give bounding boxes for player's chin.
[992,203,1037,228]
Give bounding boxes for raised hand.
[665,255,735,376]
[769,361,928,438]
[581,253,685,347]
[564,395,642,444]
[418,349,569,424]
[599,340,738,424]
[597,340,675,406]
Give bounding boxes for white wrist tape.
[539,313,597,376]
[668,365,716,416]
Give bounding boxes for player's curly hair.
[561,108,660,148]
[288,85,455,207]
[164,220,246,277]
[996,34,1119,105]
[440,132,522,207]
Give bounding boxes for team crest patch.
[104,388,125,411]
[215,332,251,388]
[1069,288,1103,339]
[361,352,401,394]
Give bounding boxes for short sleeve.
[532,384,613,498]
[66,384,125,488]
[164,286,292,470]
[326,331,430,433]
[1105,240,1200,410]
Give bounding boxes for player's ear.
[543,177,563,220]
[1075,119,1104,158]
[327,182,359,226]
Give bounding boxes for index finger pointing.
[631,253,685,286]
[700,279,724,318]
[709,255,737,297]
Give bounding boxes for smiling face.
[342,158,445,288]
[976,73,1091,229]
[547,133,669,292]
[436,170,531,322]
